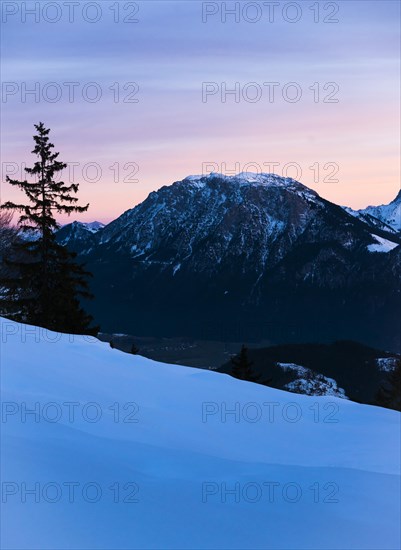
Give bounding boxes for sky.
[1,0,400,223]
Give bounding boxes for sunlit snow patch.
[367,235,399,253]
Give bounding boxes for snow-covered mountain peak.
[97,171,329,252]
[82,172,400,265]
[68,220,105,233]
[55,220,105,248]
[234,171,303,187]
[183,171,311,190]
[391,189,401,204]
[82,221,105,232]
[362,189,401,212]
[178,172,321,205]
[54,172,401,349]
[344,189,401,233]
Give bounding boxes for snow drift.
[0,317,400,549]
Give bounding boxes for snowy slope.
[367,234,400,253]
[81,221,105,232]
[1,318,400,550]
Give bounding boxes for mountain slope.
[61,173,400,349]
[56,221,105,251]
[1,317,400,549]
[344,190,401,234]
[86,173,401,264]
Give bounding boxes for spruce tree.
[231,345,260,382]
[0,122,98,335]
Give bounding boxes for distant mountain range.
[343,190,401,234]
[56,221,105,247]
[56,173,401,350]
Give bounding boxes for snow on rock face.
[367,234,399,253]
[285,375,348,399]
[345,190,401,234]
[183,172,320,201]
[90,172,355,279]
[1,317,400,550]
[82,221,105,233]
[277,363,349,398]
[362,191,401,233]
[277,362,310,377]
[377,357,400,372]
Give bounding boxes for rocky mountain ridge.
[56,173,401,350]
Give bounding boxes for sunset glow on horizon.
[1,0,400,224]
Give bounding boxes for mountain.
[80,220,105,232]
[2,317,400,549]
[59,173,401,350]
[20,221,104,245]
[344,190,401,234]
[55,220,105,250]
